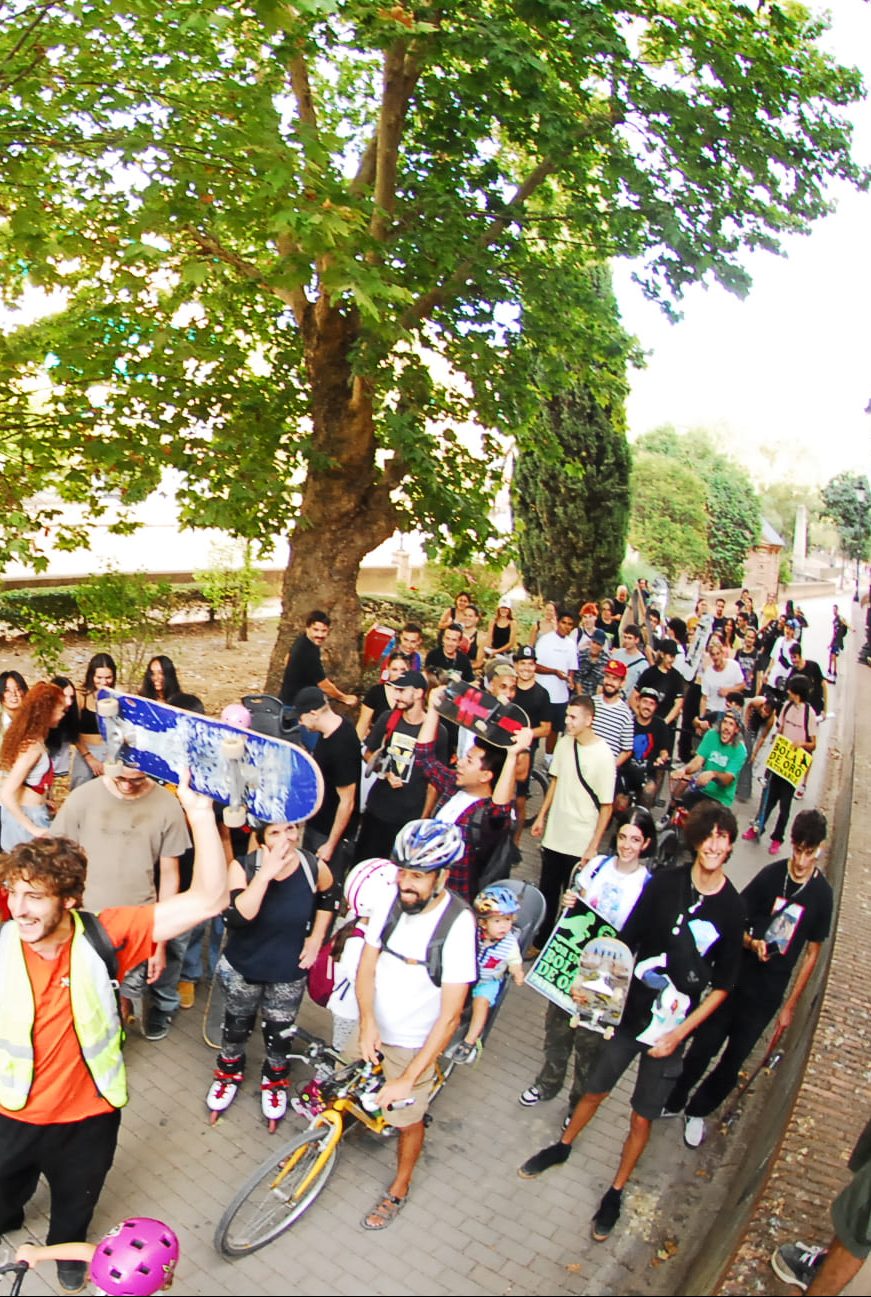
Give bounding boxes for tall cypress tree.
[512,379,631,604]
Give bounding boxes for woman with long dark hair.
[140,655,181,703]
[0,681,65,849]
[71,652,117,788]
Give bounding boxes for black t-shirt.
[787,659,825,715]
[514,680,551,730]
[619,865,745,1037]
[362,682,390,721]
[308,718,360,837]
[734,647,759,693]
[739,860,832,1001]
[630,714,672,776]
[635,664,685,721]
[365,713,449,825]
[424,646,474,681]
[280,634,324,705]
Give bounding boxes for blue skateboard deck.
[96,689,323,826]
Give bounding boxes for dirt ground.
[0,616,303,718]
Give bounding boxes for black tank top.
[226,854,316,983]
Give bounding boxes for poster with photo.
[526,897,635,1036]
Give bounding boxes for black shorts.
[549,701,568,734]
[586,1027,685,1121]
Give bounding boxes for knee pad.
[223,1010,256,1047]
[262,1019,293,1062]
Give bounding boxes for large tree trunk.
[264,301,400,695]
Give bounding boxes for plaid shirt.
[415,742,511,901]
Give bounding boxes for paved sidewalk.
[2,600,857,1296]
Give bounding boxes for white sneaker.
[683,1115,705,1148]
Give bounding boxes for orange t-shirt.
[2,906,155,1125]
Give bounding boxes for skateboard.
[434,679,528,748]
[96,689,324,827]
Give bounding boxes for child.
[450,884,524,1064]
[16,1218,178,1296]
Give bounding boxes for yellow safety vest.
[0,910,127,1112]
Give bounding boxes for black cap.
[295,686,327,712]
[393,670,427,690]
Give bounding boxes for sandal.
[361,1192,407,1230]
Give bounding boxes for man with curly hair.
[0,775,227,1292]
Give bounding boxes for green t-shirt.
[696,730,746,806]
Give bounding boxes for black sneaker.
[517,1141,571,1179]
[770,1242,827,1291]
[144,1010,173,1041]
[57,1261,88,1293]
[591,1186,622,1242]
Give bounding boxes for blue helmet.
[473,884,520,917]
[392,819,464,871]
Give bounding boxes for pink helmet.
[90,1218,180,1296]
[221,702,252,730]
[343,858,398,918]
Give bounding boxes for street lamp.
[855,484,867,603]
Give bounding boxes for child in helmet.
[17,1217,179,1296]
[450,884,525,1065]
[329,857,399,1052]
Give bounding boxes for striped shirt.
[592,697,634,759]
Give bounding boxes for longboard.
[434,679,528,748]
[96,689,323,827]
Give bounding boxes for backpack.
[79,910,123,1036]
[463,801,522,892]
[306,920,364,1006]
[377,891,469,987]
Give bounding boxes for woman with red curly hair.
[0,682,65,851]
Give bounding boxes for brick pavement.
[3,607,859,1297]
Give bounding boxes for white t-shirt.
[366,889,477,1048]
[701,658,745,709]
[436,789,479,824]
[570,854,649,930]
[327,926,367,1023]
[534,631,576,704]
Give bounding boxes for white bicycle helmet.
[344,858,398,918]
[391,819,465,871]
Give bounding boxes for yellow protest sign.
[766,735,813,789]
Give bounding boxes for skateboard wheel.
[104,760,125,777]
[221,736,246,761]
[223,805,247,828]
[97,697,119,718]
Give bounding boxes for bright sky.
[614,2,871,489]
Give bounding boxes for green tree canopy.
[512,360,632,605]
[820,472,871,563]
[629,450,709,583]
[630,427,761,586]
[0,0,865,681]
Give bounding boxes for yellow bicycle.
[213,1025,453,1257]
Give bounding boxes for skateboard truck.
[97,696,131,777]
[221,736,247,828]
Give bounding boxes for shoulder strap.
[78,911,123,1032]
[572,742,601,810]
[298,848,318,893]
[586,854,616,885]
[378,891,469,988]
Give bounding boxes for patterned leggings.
[217,955,306,1071]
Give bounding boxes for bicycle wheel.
[524,767,549,826]
[214,1126,337,1256]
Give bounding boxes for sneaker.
[177,979,196,1009]
[770,1241,827,1291]
[143,1010,173,1041]
[683,1115,705,1148]
[56,1262,88,1293]
[742,824,759,842]
[768,839,783,856]
[449,1039,482,1066]
[518,1083,547,1107]
[591,1186,622,1242]
[517,1141,571,1178]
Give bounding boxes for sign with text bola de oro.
[526,897,635,1037]
[765,734,813,789]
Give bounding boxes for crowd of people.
[0,581,853,1286]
